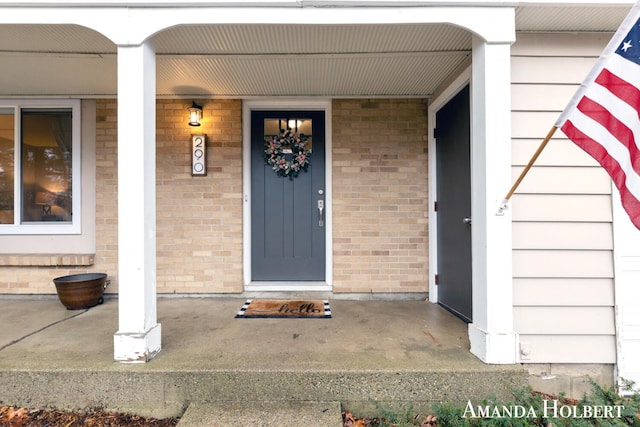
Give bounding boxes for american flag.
[555,3,640,230]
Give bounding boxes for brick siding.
[1,98,428,295]
[332,99,429,293]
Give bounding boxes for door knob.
[462,217,472,224]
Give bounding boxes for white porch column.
[467,35,518,364]
[113,40,161,363]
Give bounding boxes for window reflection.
[0,109,14,224]
[263,117,313,150]
[21,110,72,223]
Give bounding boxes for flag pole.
[496,125,558,215]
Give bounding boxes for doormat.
[235,299,331,319]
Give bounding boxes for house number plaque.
[191,134,207,176]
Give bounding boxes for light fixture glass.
[188,102,203,126]
[288,119,303,131]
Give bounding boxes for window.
[0,100,81,234]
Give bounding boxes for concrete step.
[0,299,531,420]
[0,368,529,419]
[176,401,343,427]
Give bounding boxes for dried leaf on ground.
[343,410,378,426]
[0,405,178,427]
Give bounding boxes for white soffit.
[154,23,471,96]
[0,24,114,53]
[153,23,471,54]
[0,4,632,97]
[515,6,630,32]
[156,52,469,96]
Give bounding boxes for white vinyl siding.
[511,32,616,363]
[518,336,617,364]
[513,250,613,278]
[512,194,612,222]
[514,307,615,335]
[513,278,614,306]
[511,166,611,194]
[512,138,598,167]
[513,222,613,249]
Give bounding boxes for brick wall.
[95,99,119,294]
[1,98,428,295]
[94,99,243,294]
[154,99,243,293]
[332,99,429,293]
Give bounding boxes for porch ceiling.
[0,4,630,98]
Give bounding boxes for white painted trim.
[468,36,517,364]
[469,323,519,364]
[113,323,162,363]
[0,0,632,6]
[611,183,640,394]
[245,282,332,292]
[0,6,516,46]
[427,66,472,304]
[114,42,160,363]
[242,98,333,291]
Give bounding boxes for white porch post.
[113,40,161,363]
[467,35,518,364]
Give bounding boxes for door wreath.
[264,129,311,178]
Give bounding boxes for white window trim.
[0,99,81,235]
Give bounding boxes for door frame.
[242,99,333,291]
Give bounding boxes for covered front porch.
[0,296,528,420]
[0,2,517,365]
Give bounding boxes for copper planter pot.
[53,273,109,310]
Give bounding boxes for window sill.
[0,254,95,267]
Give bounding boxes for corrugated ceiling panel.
[0,53,116,96]
[156,52,468,96]
[0,24,115,53]
[154,23,471,54]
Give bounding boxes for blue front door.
[251,110,326,281]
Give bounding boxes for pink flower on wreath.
[263,129,311,178]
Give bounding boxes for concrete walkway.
[0,296,528,424]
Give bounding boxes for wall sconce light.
[188,101,203,127]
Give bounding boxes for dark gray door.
[251,110,326,281]
[435,85,472,322]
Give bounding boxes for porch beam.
[113,40,161,363]
[0,5,515,47]
[467,35,517,364]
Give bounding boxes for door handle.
[318,200,324,227]
[462,217,472,225]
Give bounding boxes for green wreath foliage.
[264,129,311,179]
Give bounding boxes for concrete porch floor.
[0,296,528,422]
